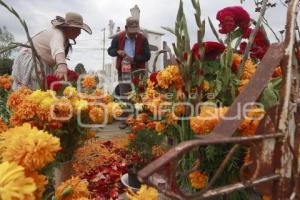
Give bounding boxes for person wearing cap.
[12,12,92,90]
[108,17,150,129]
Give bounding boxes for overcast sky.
[0,0,292,72]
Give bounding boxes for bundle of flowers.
[72,138,132,199]
[0,123,61,199]
[125,0,283,198]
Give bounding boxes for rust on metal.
[203,43,285,138]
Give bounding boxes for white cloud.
[0,0,295,72]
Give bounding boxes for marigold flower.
[7,86,32,111]
[0,74,12,90]
[0,161,36,200]
[241,59,256,80]
[1,123,61,171]
[0,117,8,133]
[231,53,242,73]
[25,171,47,199]
[63,86,78,98]
[55,177,89,200]
[127,184,158,200]
[239,107,265,136]
[82,75,97,89]
[189,171,207,189]
[190,106,228,135]
[89,106,104,123]
[272,66,282,78]
[155,122,165,134]
[156,65,183,90]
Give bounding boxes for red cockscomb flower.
[132,76,140,86]
[239,28,270,59]
[192,42,225,60]
[150,72,158,86]
[46,75,62,91]
[67,69,79,82]
[216,6,250,34]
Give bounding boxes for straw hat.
[126,17,140,33]
[51,12,92,34]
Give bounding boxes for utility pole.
[101,28,106,71]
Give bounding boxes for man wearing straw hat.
[12,12,92,90]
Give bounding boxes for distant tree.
[0,26,15,59]
[0,26,14,75]
[74,63,86,74]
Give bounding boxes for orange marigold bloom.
[55,177,89,200]
[202,80,210,92]
[0,74,12,90]
[9,114,24,127]
[155,122,165,134]
[189,171,207,189]
[0,117,8,133]
[25,171,47,199]
[7,86,32,111]
[89,107,104,123]
[241,59,256,80]
[239,107,265,136]
[14,99,37,121]
[82,75,97,89]
[190,106,228,135]
[156,65,183,90]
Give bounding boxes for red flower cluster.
[239,28,270,59]
[192,42,225,60]
[150,72,158,86]
[216,6,250,34]
[67,69,79,82]
[46,75,61,91]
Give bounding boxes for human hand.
[124,56,134,63]
[55,64,68,81]
[117,50,126,57]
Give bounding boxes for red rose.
[46,75,61,91]
[216,6,250,34]
[192,42,225,60]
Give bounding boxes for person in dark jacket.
[108,16,150,129]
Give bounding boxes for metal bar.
[138,134,283,181]
[208,43,285,138]
[193,144,240,197]
[195,174,280,200]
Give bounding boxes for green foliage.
[0,58,13,75]
[74,63,86,74]
[260,77,282,109]
[128,128,164,165]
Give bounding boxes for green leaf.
[260,84,279,109]
[208,17,223,44]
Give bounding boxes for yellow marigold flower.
[202,80,210,92]
[238,79,250,94]
[26,90,55,104]
[63,86,78,98]
[127,184,158,200]
[155,122,165,134]
[89,107,104,123]
[241,59,256,80]
[107,102,123,120]
[0,74,12,90]
[82,75,97,89]
[55,177,89,200]
[0,117,8,133]
[0,161,36,200]
[72,99,88,111]
[7,86,32,111]
[190,106,228,135]
[1,123,61,171]
[25,171,47,199]
[157,65,183,90]
[189,171,207,189]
